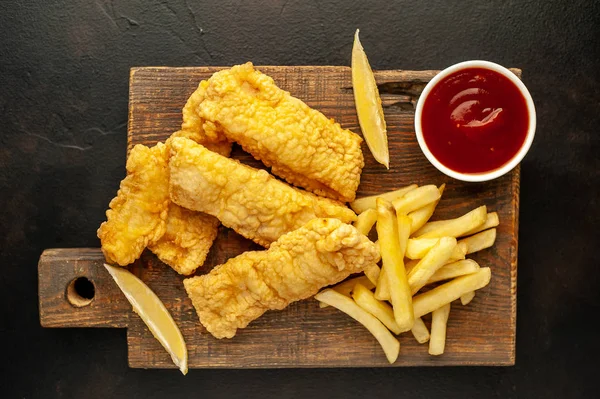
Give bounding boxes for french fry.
[406,258,479,286]
[456,241,468,259]
[405,237,466,260]
[374,211,390,301]
[319,275,376,308]
[350,184,417,214]
[354,208,378,236]
[407,237,457,295]
[407,184,445,234]
[333,275,375,296]
[410,317,430,344]
[375,199,414,331]
[375,268,391,301]
[315,289,400,363]
[462,212,499,236]
[427,259,480,284]
[396,213,411,256]
[459,228,497,255]
[392,213,414,330]
[374,228,390,301]
[412,219,447,236]
[405,238,438,259]
[392,185,441,214]
[373,221,390,295]
[460,291,476,305]
[352,283,401,334]
[415,206,487,239]
[405,258,419,271]
[429,303,451,355]
[415,210,495,238]
[413,267,491,318]
[364,264,381,286]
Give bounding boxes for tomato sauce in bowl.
[415,61,536,181]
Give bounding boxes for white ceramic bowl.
[414,60,536,182]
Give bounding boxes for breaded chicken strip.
[98,137,222,275]
[151,90,232,273]
[146,132,229,275]
[150,78,232,272]
[169,137,357,248]
[184,218,380,338]
[97,143,170,266]
[194,62,364,202]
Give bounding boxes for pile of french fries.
[315,184,497,363]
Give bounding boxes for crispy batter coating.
[178,80,232,156]
[97,143,170,266]
[184,218,380,339]
[147,203,220,275]
[195,62,364,202]
[98,138,222,275]
[169,137,357,248]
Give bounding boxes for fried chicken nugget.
[184,218,380,339]
[169,137,357,248]
[194,62,364,202]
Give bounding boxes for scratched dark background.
[1,0,599,398]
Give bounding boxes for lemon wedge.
[352,29,389,168]
[104,264,188,375]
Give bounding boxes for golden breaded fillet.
[195,62,364,202]
[97,143,170,266]
[184,218,380,339]
[147,203,220,275]
[98,138,222,275]
[159,78,232,272]
[169,137,357,248]
[145,136,227,275]
[178,81,232,156]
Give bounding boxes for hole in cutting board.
[66,277,95,307]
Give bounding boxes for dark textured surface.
[0,0,598,397]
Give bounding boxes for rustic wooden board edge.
[127,350,515,369]
[128,65,521,79]
[126,67,137,156]
[508,165,520,365]
[128,361,516,370]
[38,248,132,329]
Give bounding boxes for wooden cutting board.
[38,66,519,368]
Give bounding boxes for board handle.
[38,248,131,328]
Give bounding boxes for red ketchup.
[421,68,529,174]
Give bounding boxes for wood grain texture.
[39,66,520,368]
[38,248,131,328]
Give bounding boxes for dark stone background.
[1,0,598,397]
